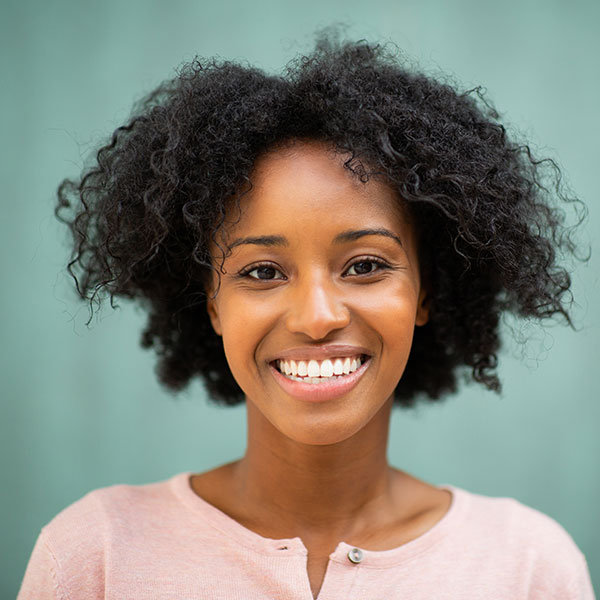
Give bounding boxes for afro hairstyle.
[56,33,583,407]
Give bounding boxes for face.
[206,140,428,446]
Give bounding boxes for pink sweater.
[18,472,595,599]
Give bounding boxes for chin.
[276,414,370,447]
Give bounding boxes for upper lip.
[268,344,371,362]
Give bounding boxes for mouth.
[271,354,369,383]
[269,354,372,402]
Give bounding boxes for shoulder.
[20,473,190,599]
[447,486,594,597]
[45,472,185,538]
[454,486,581,552]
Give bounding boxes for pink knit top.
[18,472,595,599]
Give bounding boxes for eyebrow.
[228,228,403,250]
[333,228,403,248]
[229,235,288,249]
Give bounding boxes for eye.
[344,258,390,276]
[241,263,285,280]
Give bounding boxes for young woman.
[18,36,595,598]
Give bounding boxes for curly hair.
[56,34,583,407]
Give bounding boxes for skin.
[191,140,452,598]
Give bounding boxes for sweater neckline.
[171,471,468,567]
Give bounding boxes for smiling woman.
[18,34,595,599]
[205,141,428,446]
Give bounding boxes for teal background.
[1,0,598,596]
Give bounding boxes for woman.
[19,36,594,598]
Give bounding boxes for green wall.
[1,0,598,596]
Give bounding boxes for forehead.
[220,140,415,245]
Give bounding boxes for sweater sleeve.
[17,530,63,600]
[17,491,107,600]
[526,534,596,599]
[569,551,596,600]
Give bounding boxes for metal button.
[347,547,363,564]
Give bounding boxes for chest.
[99,534,531,600]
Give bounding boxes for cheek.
[218,296,277,386]
[357,282,419,359]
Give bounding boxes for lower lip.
[269,359,371,403]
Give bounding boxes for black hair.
[56,33,584,407]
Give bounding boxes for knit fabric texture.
[18,472,595,599]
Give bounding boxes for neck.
[232,398,395,539]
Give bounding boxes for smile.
[269,355,371,402]
[275,356,365,383]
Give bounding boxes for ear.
[415,287,430,327]
[206,295,223,336]
[205,278,223,336]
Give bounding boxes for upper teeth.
[276,357,363,378]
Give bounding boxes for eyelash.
[238,262,286,281]
[237,257,394,281]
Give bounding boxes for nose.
[284,273,351,340]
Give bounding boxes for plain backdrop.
[1,0,599,596]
